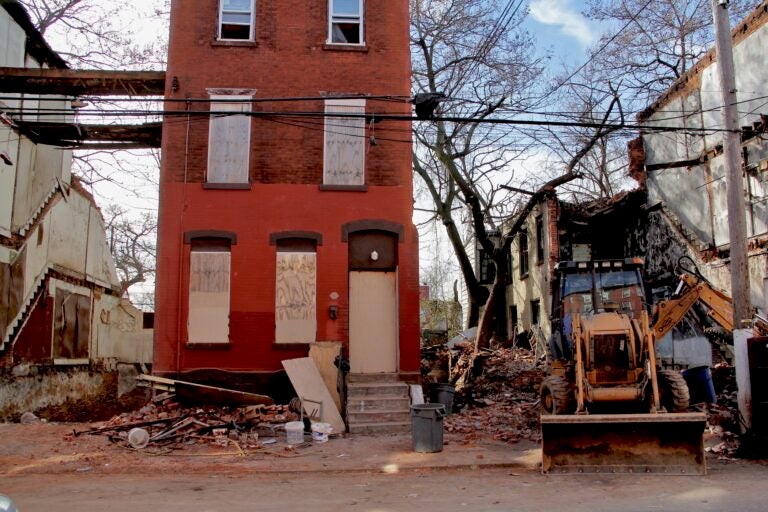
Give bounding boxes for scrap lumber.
[136,374,274,406]
[281,357,345,433]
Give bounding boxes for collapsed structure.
[0,2,154,419]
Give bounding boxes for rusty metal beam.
[14,120,162,148]
[0,68,166,96]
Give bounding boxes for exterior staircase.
[346,373,412,434]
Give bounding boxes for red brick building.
[154,0,419,396]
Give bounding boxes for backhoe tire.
[540,376,573,415]
[658,369,690,412]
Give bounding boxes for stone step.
[347,373,400,384]
[347,382,410,398]
[347,396,410,412]
[348,421,411,435]
[348,409,411,424]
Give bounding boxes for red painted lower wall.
[153,183,420,377]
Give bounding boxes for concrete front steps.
[346,373,412,434]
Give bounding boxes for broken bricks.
[74,393,305,451]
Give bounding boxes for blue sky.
[524,0,600,65]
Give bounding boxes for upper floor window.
[328,0,364,45]
[219,0,255,41]
[535,215,544,263]
[323,99,365,186]
[519,229,529,277]
[207,90,255,186]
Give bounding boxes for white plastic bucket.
[311,422,332,443]
[127,427,149,449]
[285,421,304,444]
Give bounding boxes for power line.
[0,107,745,134]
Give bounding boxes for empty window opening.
[329,0,363,44]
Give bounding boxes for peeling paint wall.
[94,296,153,364]
[641,16,768,314]
[0,365,147,422]
[0,367,104,421]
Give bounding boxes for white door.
[349,271,398,373]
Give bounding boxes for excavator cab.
[540,258,707,474]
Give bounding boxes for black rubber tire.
[658,369,690,412]
[540,375,573,415]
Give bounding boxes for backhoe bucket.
[541,412,707,474]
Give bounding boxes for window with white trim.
[323,99,366,186]
[328,0,364,45]
[219,0,255,41]
[207,92,253,185]
[188,238,231,343]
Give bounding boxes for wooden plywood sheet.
[275,252,316,343]
[309,342,342,412]
[282,357,345,433]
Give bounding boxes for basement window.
[328,0,364,45]
[219,0,255,41]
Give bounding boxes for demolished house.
[153,0,419,432]
[0,2,153,420]
[632,1,768,316]
[503,190,648,349]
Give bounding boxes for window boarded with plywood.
[53,289,90,359]
[323,99,365,186]
[207,94,252,185]
[188,243,231,344]
[275,251,317,343]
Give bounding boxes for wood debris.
[73,394,303,451]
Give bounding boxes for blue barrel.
[682,366,717,404]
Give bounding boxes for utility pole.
[711,0,752,429]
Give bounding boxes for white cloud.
[529,0,596,48]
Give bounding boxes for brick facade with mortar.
[154,0,419,393]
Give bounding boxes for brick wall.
[155,0,418,376]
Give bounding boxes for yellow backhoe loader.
[653,256,768,343]
[540,258,707,474]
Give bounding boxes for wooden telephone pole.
[711,0,753,428]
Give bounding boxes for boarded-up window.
[207,94,252,184]
[188,238,231,343]
[275,241,317,343]
[53,289,91,359]
[323,99,365,186]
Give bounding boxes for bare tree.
[472,90,623,352]
[584,0,756,107]
[104,204,157,303]
[19,0,168,305]
[534,70,633,201]
[21,0,168,69]
[411,0,544,328]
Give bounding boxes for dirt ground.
[0,421,767,512]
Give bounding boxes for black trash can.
[410,403,446,453]
[430,383,456,414]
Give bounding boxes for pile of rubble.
[70,393,308,451]
[434,346,545,444]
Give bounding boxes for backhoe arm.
[653,273,734,340]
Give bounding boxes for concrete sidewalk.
[219,431,542,474]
